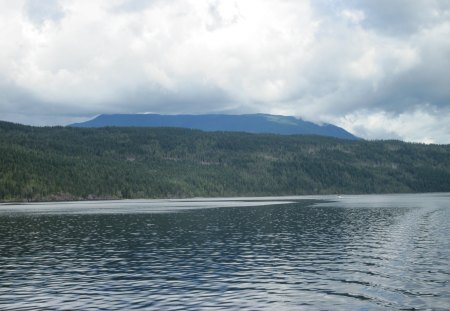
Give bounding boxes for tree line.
[1,121,449,201]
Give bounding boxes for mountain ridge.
[70,113,358,140]
[1,120,450,202]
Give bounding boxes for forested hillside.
[1,121,449,201]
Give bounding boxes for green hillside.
[1,121,449,201]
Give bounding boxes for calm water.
[0,194,449,310]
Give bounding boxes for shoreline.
[0,192,450,207]
[1,191,448,206]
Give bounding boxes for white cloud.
[0,0,449,142]
[340,9,365,24]
[336,106,450,144]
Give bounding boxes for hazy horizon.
[1,1,450,143]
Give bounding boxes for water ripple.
[1,194,450,310]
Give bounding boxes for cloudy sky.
[1,0,450,143]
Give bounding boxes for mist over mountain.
[71,114,358,140]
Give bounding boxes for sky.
[1,0,450,143]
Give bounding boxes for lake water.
[1,194,449,310]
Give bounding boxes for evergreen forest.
[1,121,450,202]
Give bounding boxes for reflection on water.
[0,194,449,310]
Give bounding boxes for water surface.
[1,194,449,310]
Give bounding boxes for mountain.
[1,120,449,202]
[70,113,358,140]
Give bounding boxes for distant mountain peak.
[70,113,358,140]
